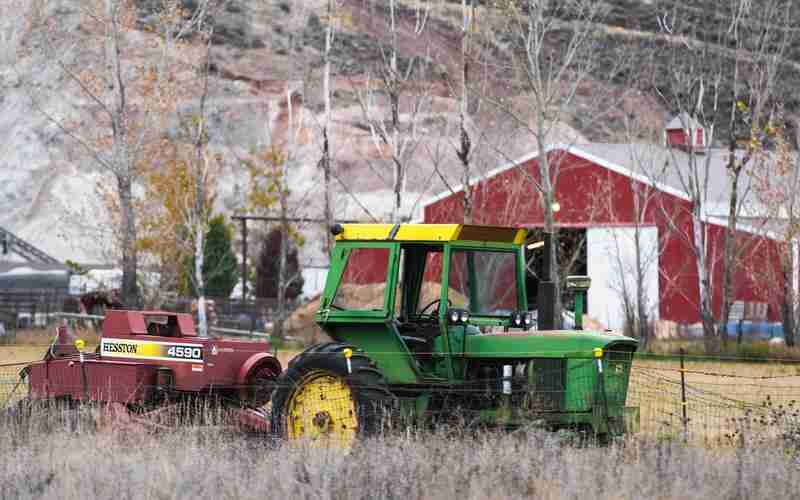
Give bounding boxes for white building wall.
[586,226,660,331]
[301,267,328,299]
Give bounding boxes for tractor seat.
[394,320,436,361]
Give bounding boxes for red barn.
[422,120,790,332]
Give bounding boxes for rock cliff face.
[1,0,796,267]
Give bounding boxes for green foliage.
[182,215,239,298]
[65,260,87,275]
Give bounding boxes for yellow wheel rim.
[286,370,358,448]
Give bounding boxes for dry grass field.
[1,418,799,500]
[3,335,800,499]
[629,357,800,443]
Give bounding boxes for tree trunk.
[195,222,207,337]
[321,130,333,252]
[274,86,294,341]
[117,174,139,308]
[537,137,561,328]
[783,257,796,347]
[692,211,718,353]
[634,223,649,349]
[321,0,335,254]
[390,92,402,223]
[459,0,472,225]
[274,200,289,341]
[389,0,403,223]
[719,154,743,348]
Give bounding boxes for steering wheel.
[418,298,452,316]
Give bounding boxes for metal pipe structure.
[537,232,556,330]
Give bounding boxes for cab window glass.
[416,250,444,314]
[394,247,444,317]
[332,247,391,310]
[447,249,518,315]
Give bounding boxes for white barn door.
[586,226,659,331]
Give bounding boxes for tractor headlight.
[511,312,533,329]
[450,310,460,323]
[447,308,470,325]
[523,313,533,328]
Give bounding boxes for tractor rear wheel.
[271,342,394,448]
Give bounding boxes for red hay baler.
[21,310,280,428]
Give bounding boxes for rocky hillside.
[0,0,797,268]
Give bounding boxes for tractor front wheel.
[271,342,394,448]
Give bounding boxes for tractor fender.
[237,353,281,388]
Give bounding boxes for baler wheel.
[246,364,279,408]
[270,342,394,448]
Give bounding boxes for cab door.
[317,242,421,384]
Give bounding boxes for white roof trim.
[565,145,691,202]
[422,149,543,207]
[703,215,782,240]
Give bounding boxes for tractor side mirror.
[565,276,591,292]
[565,275,591,330]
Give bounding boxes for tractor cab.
[318,224,542,381]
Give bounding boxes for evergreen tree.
[256,228,304,300]
[182,215,239,298]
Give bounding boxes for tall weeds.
[1,408,799,499]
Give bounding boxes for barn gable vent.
[664,112,707,153]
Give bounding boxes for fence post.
[679,348,688,442]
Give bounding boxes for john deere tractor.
[271,224,638,446]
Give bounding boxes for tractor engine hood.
[463,330,638,359]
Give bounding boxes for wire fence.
[2,345,800,445]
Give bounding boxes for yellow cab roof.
[334,224,527,245]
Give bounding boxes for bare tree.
[241,1,310,340]
[355,0,433,223]
[187,33,216,336]
[596,117,679,347]
[654,0,795,352]
[717,0,794,347]
[318,0,340,254]
[750,120,800,347]
[496,0,629,327]
[425,0,496,225]
[454,0,477,224]
[25,0,211,307]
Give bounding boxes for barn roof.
[575,143,753,214]
[425,143,759,217]
[665,112,704,130]
[423,142,783,237]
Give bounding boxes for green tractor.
[271,224,638,446]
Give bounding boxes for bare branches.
[353,0,434,222]
[652,0,797,351]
